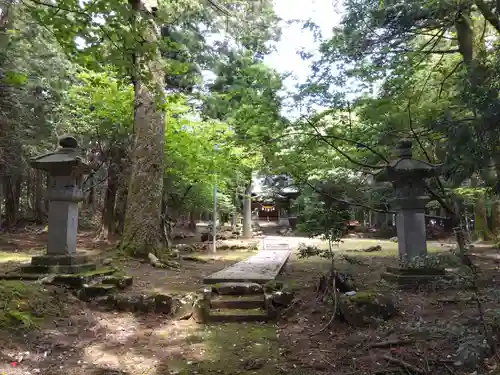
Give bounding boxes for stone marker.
[375,139,440,265]
[25,135,95,274]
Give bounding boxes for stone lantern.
[375,139,441,265]
[26,135,95,274]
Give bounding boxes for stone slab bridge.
[197,238,293,323]
[203,238,292,284]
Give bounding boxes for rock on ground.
[337,291,398,327]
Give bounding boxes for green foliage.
[453,187,490,203]
[296,189,350,255]
[0,9,75,181]
[3,71,28,85]
[163,97,252,215]
[58,69,133,142]
[204,50,285,172]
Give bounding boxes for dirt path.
[1,230,499,374]
[0,231,296,375]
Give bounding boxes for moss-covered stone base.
[337,291,398,327]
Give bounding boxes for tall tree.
[204,50,285,237]
[121,0,166,256]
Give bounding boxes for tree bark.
[4,175,20,229]
[86,175,97,212]
[232,186,239,231]
[115,159,130,236]
[474,194,491,241]
[98,162,119,240]
[0,0,14,52]
[26,170,31,212]
[33,169,45,224]
[475,0,500,34]
[44,174,50,213]
[122,0,166,257]
[242,179,252,239]
[455,12,474,64]
[160,195,173,248]
[491,200,500,236]
[492,160,500,236]
[189,208,196,231]
[0,177,3,230]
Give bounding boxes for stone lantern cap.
[30,135,90,175]
[375,139,441,182]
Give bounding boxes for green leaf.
[3,71,28,85]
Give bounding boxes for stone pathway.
[203,238,292,284]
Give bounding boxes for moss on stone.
[338,290,398,327]
[0,281,62,330]
[263,280,285,293]
[346,291,379,303]
[69,267,116,277]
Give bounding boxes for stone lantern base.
[381,266,450,289]
[21,254,97,274]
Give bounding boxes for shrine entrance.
[252,200,279,221]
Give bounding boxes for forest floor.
[0,230,499,374]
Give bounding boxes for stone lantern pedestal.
[22,136,96,274]
[375,140,447,287]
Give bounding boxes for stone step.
[381,271,453,288]
[31,254,90,266]
[203,250,291,284]
[210,295,265,310]
[101,275,134,289]
[77,283,116,301]
[211,282,263,295]
[208,308,270,323]
[0,273,44,281]
[0,267,116,283]
[386,266,446,276]
[51,268,117,288]
[21,263,97,274]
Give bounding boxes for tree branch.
[363,48,460,56]
[206,0,231,16]
[301,178,396,214]
[406,102,448,200]
[303,118,385,169]
[414,53,445,105]
[411,29,446,73]
[438,61,463,98]
[407,102,434,163]
[27,0,89,16]
[303,112,390,163]
[475,0,500,34]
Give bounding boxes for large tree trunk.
[491,160,500,236]
[33,169,45,224]
[0,177,3,230]
[189,208,196,231]
[231,186,239,231]
[98,162,119,240]
[115,155,130,236]
[26,170,31,213]
[44,175,50,213]
[122,0,165,257]
[86,175,97,212]
[4,175,20,229]
[242,179,252,239]
[160,195,173,248]
[491,200,500,236]
[0,0,14,52]
[474,193,491,241]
